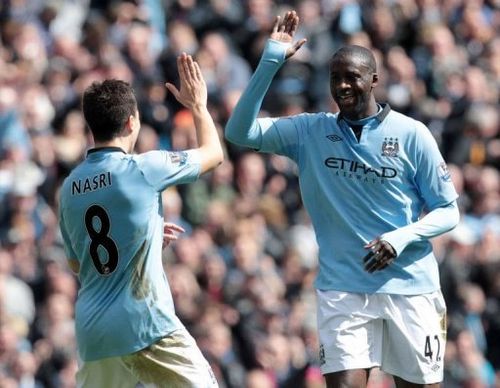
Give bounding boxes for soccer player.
[58,53,222,388]
[225,11,459,388]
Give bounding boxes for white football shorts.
[76,328,218,388]
[316,289,447,384]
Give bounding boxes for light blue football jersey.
[257,107,457,294]
[59,147,200,361]
[226,40,458,295]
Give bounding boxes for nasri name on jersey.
[71,172,112,195]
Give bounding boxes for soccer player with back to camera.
[59,53,222,387]
[225,11,459,388]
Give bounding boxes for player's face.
[329,55,377,120]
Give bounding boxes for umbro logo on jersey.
[326,134,343,142]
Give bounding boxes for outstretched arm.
[166,53,224,174]
[225,11,306,148]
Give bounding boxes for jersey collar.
[87,147,126,156]
[337,103,391,124]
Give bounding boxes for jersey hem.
[78,328,180,362]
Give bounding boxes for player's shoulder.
[131,150,171,166]
[60,163,84,192]
[132,149,196,172]
[297,111,336,120]
[386,109,428,137]
[385,110,438,155]
[59,162,87,207]
[292,111,337,126]
[386,109,416,126]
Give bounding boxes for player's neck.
[94,138,133,153]
[344,103,382,124]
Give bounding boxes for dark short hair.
[82,79,137,142]
[331,45,377,73]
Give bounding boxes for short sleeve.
[134,150,201,192]
[58,201,78,261]
[413,121,458,210]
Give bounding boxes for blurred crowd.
[0,0,498,387]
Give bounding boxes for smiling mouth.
[338,95,355,105]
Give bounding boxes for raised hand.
[270,10,307,59]
[165,53,207,109]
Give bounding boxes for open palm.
[270,10,307,59]
[166,53,207,109]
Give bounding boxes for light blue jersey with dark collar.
[258,106,458,294]
[59,147,201,361]
[226,40,458,295]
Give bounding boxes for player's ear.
[371,73,379,87]
[124,113,138,135]
[123,115,133,135]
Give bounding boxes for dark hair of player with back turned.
[330,45,377,74]
[82,79,138,142]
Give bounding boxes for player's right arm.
[166,53,223,174]
[224,11,306,149]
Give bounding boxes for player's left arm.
[364,200,459,273]
[364,121,460,272]
[166,53,223,174]
[225,11,306,150]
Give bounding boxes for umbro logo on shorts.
[327,134,343,143]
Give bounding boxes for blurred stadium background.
[0,0,498,387]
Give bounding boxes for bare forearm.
[166,53,223,173]
[191,104,223,174]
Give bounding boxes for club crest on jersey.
[381,137,399,157]
[169,151,187,165]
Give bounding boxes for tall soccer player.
[225,11,459,388]
[58,54,222,388]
